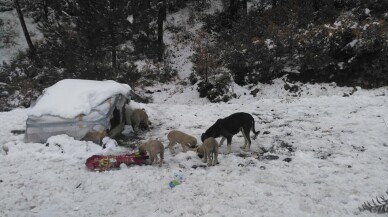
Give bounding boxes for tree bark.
[157,0,166,45]
[157,0,166,61]
[42,0,48,20]
[313,0,320,11]
[230,0,237,20]
[242,0,247,17]
[111,32,117,69]
[109,0,117,69]
[14,0,36,57]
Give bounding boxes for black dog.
[201,112,260,154]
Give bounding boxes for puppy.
[196,137,219,166]
[129,108,151,133]
[83,130,108,145]
[167,130,197,154]
[138,140,164,167]
[201,112,260,154]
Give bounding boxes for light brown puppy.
[129,109,151,133]
[138,140,164,167]
[196,137,219,166]
[167,130,197,154]
[83,130,108,144]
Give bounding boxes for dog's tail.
[251,119,260,140]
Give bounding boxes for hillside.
[1,0,388,109]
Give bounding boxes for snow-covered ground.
[1,2,388,217]
[1,82,388,217]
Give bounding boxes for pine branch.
[359,191,388,214]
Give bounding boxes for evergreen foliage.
[1,0,388,108]
[193,0,388,102]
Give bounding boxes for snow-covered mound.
[28,79,131,119]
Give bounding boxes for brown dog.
[129,108,151,133]
[167,130,197,154]
[196,137,219,166]
[138,140,164,167]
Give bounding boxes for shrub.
[197,74,236,103]
[189,72,198,85]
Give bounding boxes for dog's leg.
[210,151,214,166]
[214,144,219,165]
[154,154,159,164]
[226,137,232,154]
[132,123,138,134]
[149,155,155,165]
[207,151,212,166]
[168,141,176,154]
[181,143,188,152]
[219,137,226,146]
[240,128,248,150]
[243,127,252,151]
[202,151,207,163]
[159,150,164,167]
[159,154,163,167]
[240,128,251,151]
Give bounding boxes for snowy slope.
[0,9,42,64]
[1,84,388,217]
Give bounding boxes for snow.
[348,39,358,48]
[127,15,133,24]
[265,39,275,50]
[163,4,205,80]
[28,79,131,119]
[1,82,388,217]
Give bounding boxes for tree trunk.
[163,0,167,21]
[42,0,48,20]
[242,0,247,17]
[111,35,117,69]
[157,0,166,60]
[230,0,237,20]
[14,0,36,57]
[313,0,320,11]
[273,0,277,8]
[109,0,117,69]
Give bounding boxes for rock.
[284,83,299,93]
[261,155,279,160]
[283,157,292,163]
[250,88,260,97]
